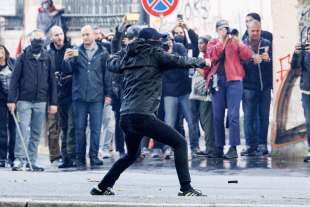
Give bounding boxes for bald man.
[241,20,273,157]
[47,26,76,168]
[63,25,112,169]
[8,29,58,171]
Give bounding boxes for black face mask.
[31,39,44,54]
[174,35,185,44]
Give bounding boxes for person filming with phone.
[291,27,310,162]
[241,20,273,157]
[63,25,112,169]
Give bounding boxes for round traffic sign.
[141,0,179,17]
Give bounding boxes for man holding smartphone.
[241,20,273,157]
[291,27,310,162]
[63,25,112,169]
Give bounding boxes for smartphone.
[177,14,183,21]
[73,49,79,57]
[259,46,269,55]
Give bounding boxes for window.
[0,0,24,30]
[62,0,139,31]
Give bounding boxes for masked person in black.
[110,23,144,158]
[90,27,209,196]
[8,29,58,171]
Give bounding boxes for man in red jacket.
[205,19,253,159]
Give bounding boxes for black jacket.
[291,50,310,91]
[63,43,112,102]
[8,46,57,105]
[0,58,15,103]
[162,43,191,97]
[174,29,199,58]
[243,38,273,91]
[107,39,206,115]
[48,41,73,104]
[96,40,112,54]
[110,28,126,111]
[188,29,200,58]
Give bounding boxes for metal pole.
[139,1,150,26]
[11,111,33,171]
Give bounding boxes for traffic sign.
[141,0,179,17]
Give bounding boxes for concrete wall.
[151,0,272,37]
[271,0,299,86]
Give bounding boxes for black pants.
[98,113,191,190]
[113,100,125,154]
[59,101,75,162]
[0,103,16,163]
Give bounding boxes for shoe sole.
[178,193,207,197]
[12,168,23,171]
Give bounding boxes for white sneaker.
[51,158,62,168]
[164,148,173,160]
[12,159,24,171]
[304,150,310,162]
[102,149,112,159]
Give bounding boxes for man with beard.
[48,26,75,168]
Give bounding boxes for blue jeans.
[302,94,310,146]
[242,89,271,147]
[14,101,46,165]
[101,105,115,150]
[73,101,103,161]
[212,77,243,147]
[164,94,200,149]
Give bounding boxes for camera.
[225,27,239,36]
[230,28,239,37]
[301,43,310,51]
[177,14,183,21]
[160,34,170,51]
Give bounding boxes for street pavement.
[0,153,310,206]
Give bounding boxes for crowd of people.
[0,1,309,181]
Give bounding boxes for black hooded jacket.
[48,41,73,104]
[107,39,206,115]
[291,50,310,91]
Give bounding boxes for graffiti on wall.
[276,54,291,83]
[272,65,307,148]
[271,9,310,149]
[175,0,211,21]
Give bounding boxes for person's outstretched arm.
[107,49,126,74]
[154,47,208,70]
